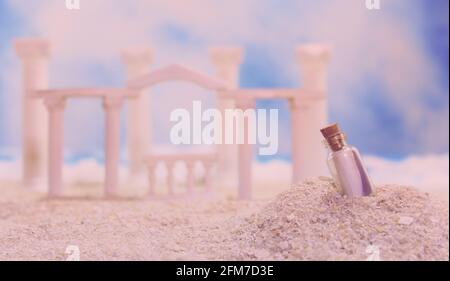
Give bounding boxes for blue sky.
[0,0,448,163]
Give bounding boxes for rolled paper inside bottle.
[332,149,365,197]
[352,149,374,196]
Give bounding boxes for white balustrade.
[145,153,217,197]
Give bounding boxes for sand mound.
[0,178,447,260]
[229,177,449,260]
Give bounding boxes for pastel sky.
[0,0,448,163]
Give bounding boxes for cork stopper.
[320,123,341,139]
[321,123,346,151]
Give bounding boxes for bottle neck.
[325,133,348,152]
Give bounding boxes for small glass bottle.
[320,123,373,197]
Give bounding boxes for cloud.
[1,0,448,159]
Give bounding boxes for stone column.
[236,98,254,200]
[208,47,243,187]
[44,97,66,197]
[293,44,332,183]
[146,161,157,197]
[185,161,195,194]
[14,38,50,189]
[103,96,123,197]
[121,48,153,178]
[166,161,175,197]
[203,160,214,194]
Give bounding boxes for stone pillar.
[208,47,243,187]
[103,96,123,197]
[14,38,50,189]
[293,44,332,183]
[44,97,65,197]
[166,161,175,197]
[185,161,195,194]
[203,161,214,193]
[121,48,153,178]
[146,162,156,197]
[236,98,254,200]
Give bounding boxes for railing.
[145,153,217,197]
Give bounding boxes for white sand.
[0,178,448,261]
[228,178,449,260]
